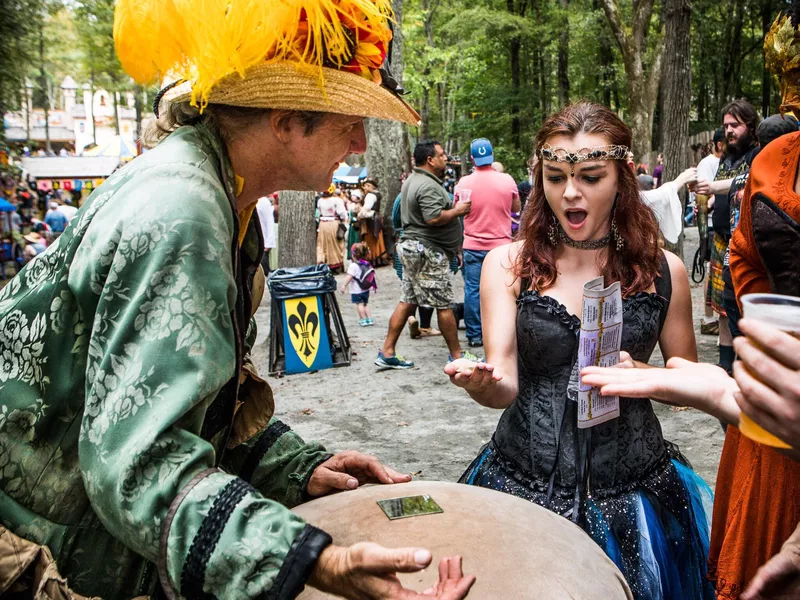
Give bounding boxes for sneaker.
[375,352,415,369]
[359,318,370,327]
[468,338,483,348]
[448,351,484,363]
[700,319,719,336]
[408,316,421,339]
[365,318,374,326]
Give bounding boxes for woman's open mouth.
[565,209,588,229]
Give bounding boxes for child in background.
[340,242,377,327]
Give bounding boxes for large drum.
[293,481,632,599]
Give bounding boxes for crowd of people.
[2,0,800,598]
[0,173,82,277]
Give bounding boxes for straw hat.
[114,0,420,126]
[24,232,42,244]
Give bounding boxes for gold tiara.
[539,143,629,163]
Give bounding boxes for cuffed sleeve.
[267,525,333,600]
[418,187,448,222]
[224,418,332,508]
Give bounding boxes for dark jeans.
[260,249,271,277]
[462,249,489,342]
[721,265,742,339]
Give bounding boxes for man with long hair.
[695,99,761,374]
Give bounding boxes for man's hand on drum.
[733,319,800,449]
[306,451,412,497]
[309,543,476,599]
[444,359,502,395]
[581,356,740,424]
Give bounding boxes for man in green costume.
[0,0,475,598]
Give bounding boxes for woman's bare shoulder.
[485,241,524,295]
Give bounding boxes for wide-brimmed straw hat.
[24,232,42,244]
[114,0,421,126]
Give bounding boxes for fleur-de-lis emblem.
[286,297,321,368]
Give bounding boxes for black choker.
[557,226,611,250]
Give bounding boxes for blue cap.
[470,138,494,167]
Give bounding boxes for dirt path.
[253,228,724,488]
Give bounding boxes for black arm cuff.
[240,420,292,483]
[266,524,333,600]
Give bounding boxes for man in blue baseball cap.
[455,138,520,347]
[470,138,495,167]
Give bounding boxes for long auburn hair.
[517,102,662,296]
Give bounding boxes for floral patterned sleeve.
[71,164,330,599]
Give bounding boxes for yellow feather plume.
[114,0,394,108]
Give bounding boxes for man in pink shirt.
[454,138,520,346]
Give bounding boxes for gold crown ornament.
[113,0,421,125]
[765,13,800,117]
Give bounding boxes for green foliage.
[403,0,784,177]
[0,0,45,131]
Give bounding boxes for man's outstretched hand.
[310,543,476,600]
[307,451,412,497]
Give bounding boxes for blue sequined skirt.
[460,444,715,600]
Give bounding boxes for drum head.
[293,481,632,599]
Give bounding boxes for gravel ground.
[252,227,725,489]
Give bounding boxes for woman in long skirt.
[316,189,347,272]
[359,178,388,266]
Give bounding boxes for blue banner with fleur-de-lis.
[282,295,333,374]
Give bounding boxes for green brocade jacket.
[0,125,333,599]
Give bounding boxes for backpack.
[353,262,377,291]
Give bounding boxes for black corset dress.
[459,256,716,600]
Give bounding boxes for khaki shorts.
[397,239,454,309]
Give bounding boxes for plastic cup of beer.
[738,293,800,448]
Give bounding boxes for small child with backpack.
[340,242,377,326]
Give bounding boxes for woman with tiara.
[446,102,715,599]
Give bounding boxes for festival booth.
[266,264,351,376]
[21,156,120,207]
[332,164,367,185]
[83,135,137,161]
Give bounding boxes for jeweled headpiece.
[539,143,630,164]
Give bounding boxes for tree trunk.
[557,0,570,107]
[364,0,408,258]
[134,85,143,149]
[600,0,664,159]
[510,35,522,150]
[661,0,692,257]
[113,91,121,136]
[420,0,434,140]
[761,0,772,117]
[278,191,317,268]
[38,24,51,154]
[721,0,745,101]
[90,70,97,146]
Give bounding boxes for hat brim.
[171,62,421,127]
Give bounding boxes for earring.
[548,215,558,245]
[611,213,624,251]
